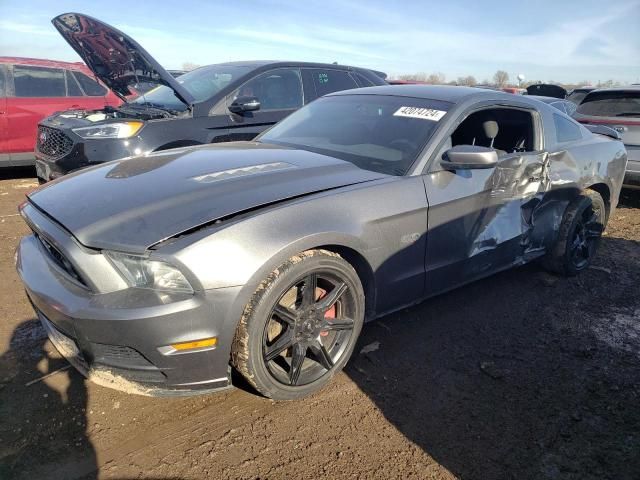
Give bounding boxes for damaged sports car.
[17,86,627,400]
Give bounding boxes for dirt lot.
[0,167,639,480]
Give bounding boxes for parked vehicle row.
[31,13,387,182]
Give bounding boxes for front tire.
[542,190,606,276]
[231,250,365,400]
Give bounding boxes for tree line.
[392,70,626,89]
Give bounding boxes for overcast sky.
[1,0,639,83]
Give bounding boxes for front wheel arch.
[230,249,366,399]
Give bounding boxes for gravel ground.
[1,167,639,480]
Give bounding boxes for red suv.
[0,57,121,167]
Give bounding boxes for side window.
[563,101,577,116]
[235,68,302,111]
[450,107,536,154]
[14,66,65,97]
[550,102,567,114]
[553,114,582,143]
[310,69,358,97]
[65,70,83,96]
[0,65,6,96]
[354,72,375,87]
[72,71,107,96]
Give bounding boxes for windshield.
[132,65,251,111]
[576,91,640,117]
[258,95,452,176]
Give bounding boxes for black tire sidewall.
[561,192,605,276]
[243,252,365,400]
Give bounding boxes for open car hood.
[52,12,195,106]
[27,142,388,253]
[526,84,567,99]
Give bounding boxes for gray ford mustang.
[17,86,627,400]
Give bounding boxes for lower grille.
[37,125,73,159]
[91,343,155,369]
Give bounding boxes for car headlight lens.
[72,121,143,139]
[105,251,193,293]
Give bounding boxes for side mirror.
[440,145,498,170]
[228,96,261,114]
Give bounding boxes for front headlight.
[72,121,143,139]
[105,251,193,293]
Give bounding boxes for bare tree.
[426,72,446,84]
[597,79,620,88]
[181,62,201,72]
[457,75,477,86]
[395,72,445,83]
[493,70,509,87]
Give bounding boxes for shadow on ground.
[0,166,36,181]
[346,232,640,480]
[0,319,97,480]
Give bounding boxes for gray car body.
[17,86,628,395]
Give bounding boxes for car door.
[0,65,8,160]
[7,65,68,155]
[422,105,549,297]
[224,68,304,142]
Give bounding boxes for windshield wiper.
[615,112,640,117]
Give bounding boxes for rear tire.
[231,250,365,400]
[541,190,606,276]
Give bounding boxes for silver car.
[17,86,627,400]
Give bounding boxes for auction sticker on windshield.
[393,106,447,121]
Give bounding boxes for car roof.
[210,60,381,73]
[328,84,519,103]
[0,56,90,71]
[587,85,640,94]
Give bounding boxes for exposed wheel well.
[316,245,376,320]
[585,183,611,220]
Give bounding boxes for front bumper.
[35,126,145,182]
[16,231,241,396]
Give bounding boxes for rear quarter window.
[553,114,582,143]
[14,66,66,97]
[576,91,640,117]
[310,69,358,97]
[65,70,83,96]
[72,71,107,96]
[354,72,375,87]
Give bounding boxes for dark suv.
[36,13,386,182]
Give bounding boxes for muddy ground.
[0,167,638,480]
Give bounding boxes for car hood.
[28,142,388,253]
[526,84,567,99]
[52,12,194,106]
